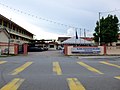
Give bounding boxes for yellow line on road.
[100,61,120,68]
[67,78,85,90]
[77,62,103,74]
[114,76,120,80]
[0,61,7,64]
[10,62,33,75]
[53,62,62,75]
[0,78,24,90]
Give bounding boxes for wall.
[65,46,105,56]
[67,46,73,55]
[0,31,8,43]
[0,43,17,54]
[98,46,104,55]
[65,45,120,56]
[107,46,120,55]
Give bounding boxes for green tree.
[93,14,119,45]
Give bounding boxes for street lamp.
[99,12,101,46]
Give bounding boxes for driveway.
[0,50,120,90]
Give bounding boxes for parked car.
[28,47,43,52]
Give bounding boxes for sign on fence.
[71,47,101,54]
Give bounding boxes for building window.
[13,25,16,30]
[16,36,19,39]
[3,21,7,27]
[0,19,2,25]
[50,45,54,48]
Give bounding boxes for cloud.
[1,0,120,40]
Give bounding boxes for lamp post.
[99,12,101,46]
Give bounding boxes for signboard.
[71,47,101,54]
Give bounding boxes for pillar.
[23,43,28,55]
[14,44,18,55]
[64,45,68,55]
[104,44,106,55]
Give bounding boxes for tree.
[93,14,119,45]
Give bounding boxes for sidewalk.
[78,56,120,59]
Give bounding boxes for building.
[62,36,94,46]
[28,39,58,51]
[0,14,34,44]
[48,42,58,50]
[0,14,34,55]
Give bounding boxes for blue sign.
[71,47,101,54]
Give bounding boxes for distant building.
[58,37,94,44]
[57,37,71,44]
[28,39,58,51]
[62,37,94,46]
[48,42,58,50]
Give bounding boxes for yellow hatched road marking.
[10,62,33,75]
[0,78,24,90]
[67,78,85,90]
[53,62,62,75]
[0,61,7,64]
[100,61,120,68]
[77,62,103,74]
[114,76,120,80]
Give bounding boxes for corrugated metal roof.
[62,36,94,44]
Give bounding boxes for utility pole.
[84,28,86,37]
[99,12,101,46]
[80,28,81,43]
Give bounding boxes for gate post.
[23,43,28,55]
[104,44,107,55]
[64,45,68,55]
[14,44,18,55]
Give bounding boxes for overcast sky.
[0,0,120,39]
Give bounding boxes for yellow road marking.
[0,78,24,90]
[100,61,120,68]
[10,62,33,75]
[53,62,62,75]
[0,61,7,64]
[67,78,85,90]
[114,76,120,80]
[77,62,103,74]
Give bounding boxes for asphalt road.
[0,51,120,90]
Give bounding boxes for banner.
[71,47,101,54]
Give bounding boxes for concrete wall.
[107,46,120,55]
[67,46,73,55]
[66,46,104,56]
[65,45,120,56]
[0,31,8,43]
[0,43,15,54]
[98,46,104,55]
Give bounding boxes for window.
[13,25,16,30]
[50,45,54,48]
[3,21,7,27]
[0,19,2,25]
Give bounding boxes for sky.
[0,0,120,40]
